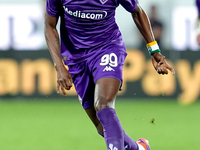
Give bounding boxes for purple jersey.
[46,0,137,65]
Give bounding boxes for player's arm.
[131,3,175,75]
[44,12,63,68]
[44,12,73,95]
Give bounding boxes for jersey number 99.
[100,53,118,67]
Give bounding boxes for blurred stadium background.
[0,0,199,150]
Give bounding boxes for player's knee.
[94,95,115,111]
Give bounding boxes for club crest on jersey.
[99,0,108,4]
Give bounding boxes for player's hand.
[55,65,73,96]
[151,52,175,75]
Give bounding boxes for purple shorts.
[68,47,127,109]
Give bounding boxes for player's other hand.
[55,65,73,96]
[151,52,175,75]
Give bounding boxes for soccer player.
[196,0,200,45]
[44,0,175,150]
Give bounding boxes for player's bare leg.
[94,78,119,111]
[94,77,138,150]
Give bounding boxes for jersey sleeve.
[119,0,137,13]
[46,0,62,17]
[197,0,200,13]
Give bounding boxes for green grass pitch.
[0,98,199,150]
